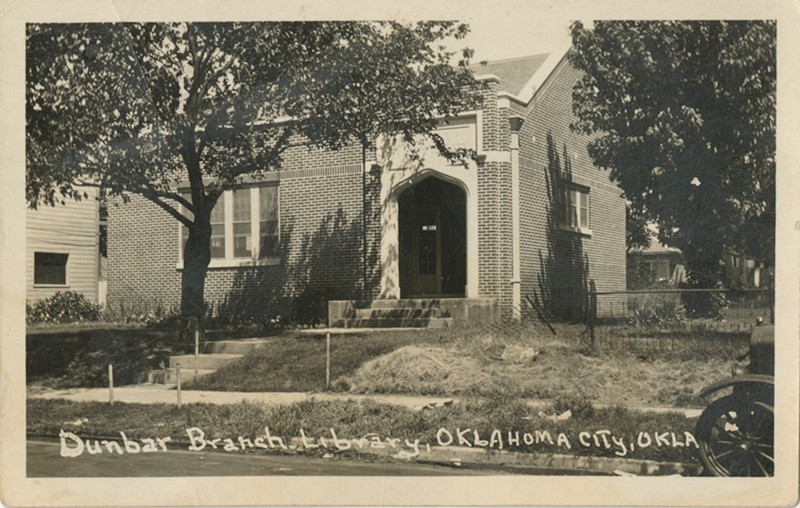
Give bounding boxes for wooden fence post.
[326,332,331,390]
[108,364,114,405]
[176,362,182,408]
[589,280,597,353]
[194,319,200,383]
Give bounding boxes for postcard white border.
[2,0,798,506]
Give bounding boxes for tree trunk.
[181,216,212,332]
[681,240,726,318]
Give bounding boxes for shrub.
[54,333,174,388]
[291,287,349,327]
[681,289,728,319]
[629,299,686,327]
[209,299,287,332]
[26,291,101,325]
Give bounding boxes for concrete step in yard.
[199,338,272,355]
[330,317,454,329]
[147,368,216,385]
[147,352,244,385]
[168,353,243,370]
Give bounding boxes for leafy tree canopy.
[27,21,482,320]
[569,20,775,286]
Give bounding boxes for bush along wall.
[26,291,102,325]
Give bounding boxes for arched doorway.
[397,176,467,297]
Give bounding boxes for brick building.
[107,50,626,325]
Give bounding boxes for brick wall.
[107,142,381,321]
[517,58,627,320]
[475,83,515,315]
[107,62,625,324]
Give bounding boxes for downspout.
[509,116,524,320]
[361,141,368,300]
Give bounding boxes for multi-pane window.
[562,185,590,230]
[259,185,280,258]
[180,185,279,263]
[210,193,226,258]
[232,189,252,258]
[34,252,69,285]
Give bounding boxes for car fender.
[699,374,774,400]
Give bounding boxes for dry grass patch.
[340,329,733,408]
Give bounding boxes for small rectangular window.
[34,252,68,285]
[561,184,590,231]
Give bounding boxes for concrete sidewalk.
[28,384,703,417]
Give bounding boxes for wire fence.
[585,285,773,353]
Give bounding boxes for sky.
[459,9,574,62]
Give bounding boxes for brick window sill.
[176,257,281,270]
[558,225,593,237]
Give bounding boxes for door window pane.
[418,232,437,275]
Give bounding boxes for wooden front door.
[412,219,441,295]
[397,176,466,298]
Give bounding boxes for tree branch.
[138,189,194,228]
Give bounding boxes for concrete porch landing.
[328,297,498,329]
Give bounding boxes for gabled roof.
[470,53,550,96]
[470,44,572,105]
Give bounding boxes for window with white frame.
[34,252,69,285]
[180,185,280,264]
[561,184,590,232]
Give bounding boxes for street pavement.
[27,440,493,477]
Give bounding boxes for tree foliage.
[27,21,481,323]
[569,21,775,288]
[626,204,652,254]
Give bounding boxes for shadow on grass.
[183,331,424,392]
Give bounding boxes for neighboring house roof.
[471,53,550,96]
[638,241,682,256]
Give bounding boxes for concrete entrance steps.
[147,338,273,384]
[329,298,499,328]
[329,299,455,328]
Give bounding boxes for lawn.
[184,323,738,409]
[28,397,700,464]
[184,330,443,392]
